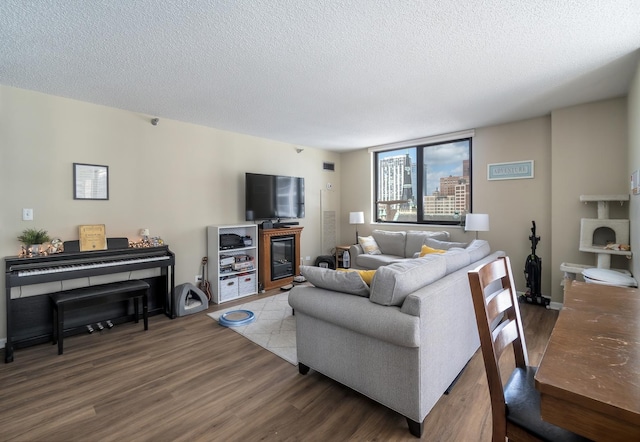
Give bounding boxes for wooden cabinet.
[258,227,303,291]
[207,224,258,304]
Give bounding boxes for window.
[374,137,471,225]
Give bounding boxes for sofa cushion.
[405,230,450,257]
[358,235,382,255]
[424,238,469,250]
[465,239,491,262]
[369,254,447,306]
[300,266,370,297]
[442,249,471,273]
[356,253,404,270]
[372,230,406,257]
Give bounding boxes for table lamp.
[349,211,365,244]
[465,214,490,240]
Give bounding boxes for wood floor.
[0,291,558,441]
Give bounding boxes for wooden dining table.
[535,280,640,441]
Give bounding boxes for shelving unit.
[207,224,258,304]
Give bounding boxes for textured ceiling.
[1,1,639,151]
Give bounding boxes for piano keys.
[4,241,175,362]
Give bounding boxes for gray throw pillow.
[300,265,370,297]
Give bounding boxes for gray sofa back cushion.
[442,249,472,273]
[370,254,447,306]
[465,239,491,262]
[372,230,406,256]
[300,265,370,297]
[404,230,450,257]
[424,237,469,250]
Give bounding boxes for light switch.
[22,208,33,221]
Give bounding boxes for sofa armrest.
[349,244,363,260]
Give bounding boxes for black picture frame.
[73,163,109,200]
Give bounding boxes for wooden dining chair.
[467,256,590,442]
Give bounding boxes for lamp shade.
[465,214,490,232]
[140,228,150,237]
[349,211,365,224]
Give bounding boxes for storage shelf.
[207,224,258,304]
[578,245,632,256]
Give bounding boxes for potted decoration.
[17,228,51,256]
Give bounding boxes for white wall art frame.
[487,160,534,181]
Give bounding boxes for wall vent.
[323,162,335,171]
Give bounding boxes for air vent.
[323,162,335,171]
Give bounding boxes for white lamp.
[140,228,150,242]
[465,214,490,240]
[349,211,365,244]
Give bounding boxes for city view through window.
[375,139,471,224]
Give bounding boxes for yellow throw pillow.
[338,269,377,286]
[419,244,446,257]
[358,235,381,255]
[355,269,376,285]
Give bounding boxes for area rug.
[207,293,297,365]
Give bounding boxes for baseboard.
[548,301,562,310]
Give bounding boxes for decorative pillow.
[338,269,377,286]
[419,245,446,257]
[358,236,381,255]
[423,238,469,250]
[300,265,370,297]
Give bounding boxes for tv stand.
[258,227,303,291]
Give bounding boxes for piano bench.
[50,280,150,355]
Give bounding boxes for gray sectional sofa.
[289,239,504,437]
[349,229,463,269]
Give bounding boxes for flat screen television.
[245,173,305,221]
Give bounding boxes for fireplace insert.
[271,236,294,280]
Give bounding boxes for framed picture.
[487,160,534,181]
[73,163,109,200]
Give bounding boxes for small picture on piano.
[79,224,107,251]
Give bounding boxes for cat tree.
[560,194,632,284]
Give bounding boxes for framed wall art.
[487,160,534,181]
[73,163,109,200]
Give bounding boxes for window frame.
[373,135,473,226]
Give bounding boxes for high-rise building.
[378,155,469,221]
[378,154,413,204]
